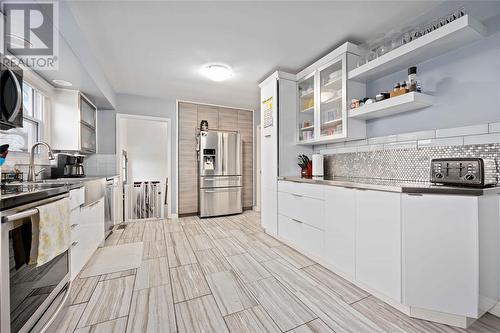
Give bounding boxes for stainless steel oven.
[1,193,70,333]
[0,55,23,130]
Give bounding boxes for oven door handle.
[7,68,23,122]
[39,282,71,333]
[1,208,38,223]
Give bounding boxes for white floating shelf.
[323,77,342,88]
[300,106,315,113]
[300,90,314,98]
[348,15,485,82]
[321,95,342,104]
[349,92,433,120]
[321,118,343,127]
[299,125,314,131]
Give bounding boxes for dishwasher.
[104,177,115,237]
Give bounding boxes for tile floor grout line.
[114,223,135,333]
[188,227,233,333]
[75,315,129,331]
[166,221,180,333]
[349,294,372,306]
[67,212,490,333]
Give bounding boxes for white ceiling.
[64,1,480,111]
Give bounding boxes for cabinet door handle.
[71,241,78,247]
[70,224,79,229]
[291,218,303,224]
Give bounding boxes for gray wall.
[97,93,178,213]
[364,27,500,138]
[97,93,260,215]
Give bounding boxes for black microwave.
[0,54,23,130]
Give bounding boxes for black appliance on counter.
[51,154,85,178]
[0,54,23,130]
[430,158,497,187]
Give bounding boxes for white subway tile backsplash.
[463,133,500,145]
[384,141,417,150]
[489,122,500,133]
[417,137,463,148]
[356,145,370,152]
[336,146,358,154]
[435,124,488,138]
[319,148,338,155]
[326,142,345,149]
[396,130,435,142]
[367,135,397,145]
[314,123,498,156]
[344,139,368,147]
[83,154,117,176]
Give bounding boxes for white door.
[402,194,479,317]
[356,189,401,302]
[324,186,356,277]
[255,125,261,212]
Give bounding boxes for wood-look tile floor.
[58,211,500,333]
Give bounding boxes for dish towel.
[30,198,70,267]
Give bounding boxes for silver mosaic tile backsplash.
[324,143,500,182]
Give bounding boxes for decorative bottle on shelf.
[408,66,422,92]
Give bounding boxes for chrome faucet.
[27,142,55,182]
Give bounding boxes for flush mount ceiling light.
[52,79,73,87]
[201,64,233,82]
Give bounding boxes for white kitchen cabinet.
[295,43,366,145]
[70,198,105,279]
[402,193,499,318]
[277,180,325,258]
[355,189,401,302]
[278,191,324,230]
[278,181,324,200]
[51,89,97,153]
[324,186,356,277]
[278,213,324,259]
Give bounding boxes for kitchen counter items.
[278,176,500,196]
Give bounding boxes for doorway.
[116,114,172,219]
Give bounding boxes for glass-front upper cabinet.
[318,57,345,140]
[297,73,315,143]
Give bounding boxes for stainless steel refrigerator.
[198,130,242,217]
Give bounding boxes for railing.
[124,181,162,221]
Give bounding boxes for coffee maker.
[51,154,85,178]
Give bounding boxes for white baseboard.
[168,213,179,219]
[488,302,500,317]
[264,229,479,329]
[410,307,472,328]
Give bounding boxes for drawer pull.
[71,241,79,247]
[291,193,303,198]
[291,218,303,224]
[70,224,79,229]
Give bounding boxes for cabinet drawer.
[278,214,302,245]
[278,191,324,230]
[278,181,324,200]
[278,214,324,259]
[69,187,85,210]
